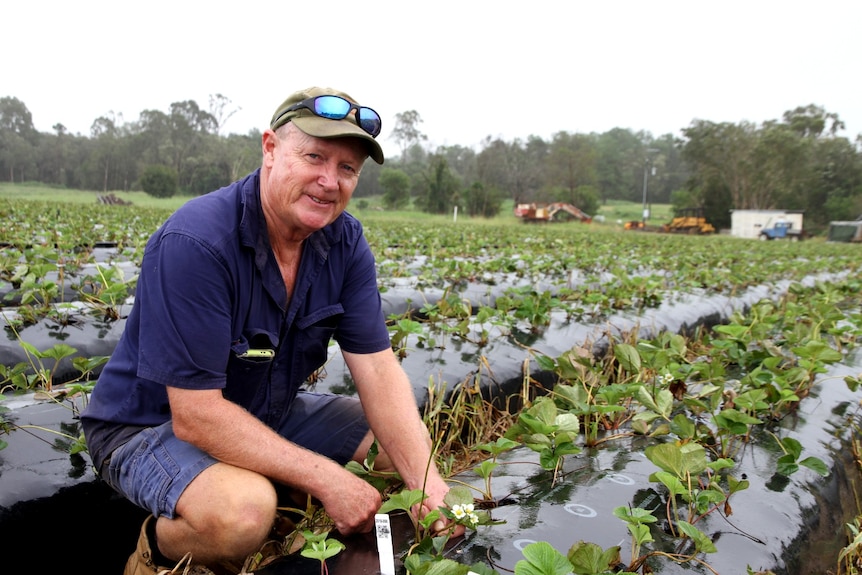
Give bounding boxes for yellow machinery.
[661,208,716,235]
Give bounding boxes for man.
[81,86,456,573]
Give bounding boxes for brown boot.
[124,515,171,574]
[124,515,218,575]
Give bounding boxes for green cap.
[270,87,384,164]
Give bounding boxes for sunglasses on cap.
[275,95,382,137]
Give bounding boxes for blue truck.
[758,217,806,241]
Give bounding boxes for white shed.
[729,210,805,239]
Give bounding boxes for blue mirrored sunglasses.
[274,95,382,137]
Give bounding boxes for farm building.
[729,209,805,240]
[827,219,862,242]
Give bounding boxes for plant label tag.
[374,513,395,575]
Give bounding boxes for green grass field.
[0,182,675,228]
[0,182,191,211]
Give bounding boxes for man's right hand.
[317,468,383,535]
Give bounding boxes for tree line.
[1,95,860,231]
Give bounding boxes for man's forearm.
[345,350,442,488]
[168,387,348,496]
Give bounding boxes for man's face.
[261,125,368,241]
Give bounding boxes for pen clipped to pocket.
[236,348,275,361]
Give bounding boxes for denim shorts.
[102,391,369,519]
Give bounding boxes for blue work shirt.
[81,169,392,469]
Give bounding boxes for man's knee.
[210,469,277,535]
[176,464,278,556]
[212,504,275,558]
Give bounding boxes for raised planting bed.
[2,353,860,574]
[259,348,862,574]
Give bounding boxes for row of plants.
[256,278,862,575]
[0,199,152,328]
[2,199,861,338]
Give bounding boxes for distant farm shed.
[730,209,804,240]
[827,218,862,243]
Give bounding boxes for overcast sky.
[4,1,860,160]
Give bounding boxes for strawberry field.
[1,197,862,575]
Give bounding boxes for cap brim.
[292,115,384,165]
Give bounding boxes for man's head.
[270,87,384,165]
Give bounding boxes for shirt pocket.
[224,329,279,408]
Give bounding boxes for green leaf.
[655,388,674,418]
[679,443,709,475]
[676,521,717,553]
[779,436,803,459]
[300,536,345,562]
[365,438,380,468]
[713,324,749,340]
[535,354,557,372]
[443,485,474,507]
[466,562,499,575]
[613,506,658,525]
[727,475,750,495]
[630,419,650,435]
[477,437,519,456]
[632,411,659,424]
[635,386,659,413]
[706,458,735,472]
[554,440,582,457]
[38,343,78,361]
[716,408,762,425]
[411,560,499,575]
[646,442,708,478]
[695,487,726,508]
[627,523,653,546]
[645,443,681,475]
[567,540,621,574]
[650,470,686,497]
[799,456,830,477]
[300,529,329,543]
[418,509,442,531]
[790,340,843,363]
[524,433,552,448]
[539,450,561,471]
[669,413,695,439]
[515,541,573,575]
[72,355,110,373]
[378,488,426,514]
[775,454,799,476]
[554,412,580,433]
[518,398,559,433]
[476,460,499,478]
[614,343,641,374]
[18,340,40,357]
[552,384,586,409]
